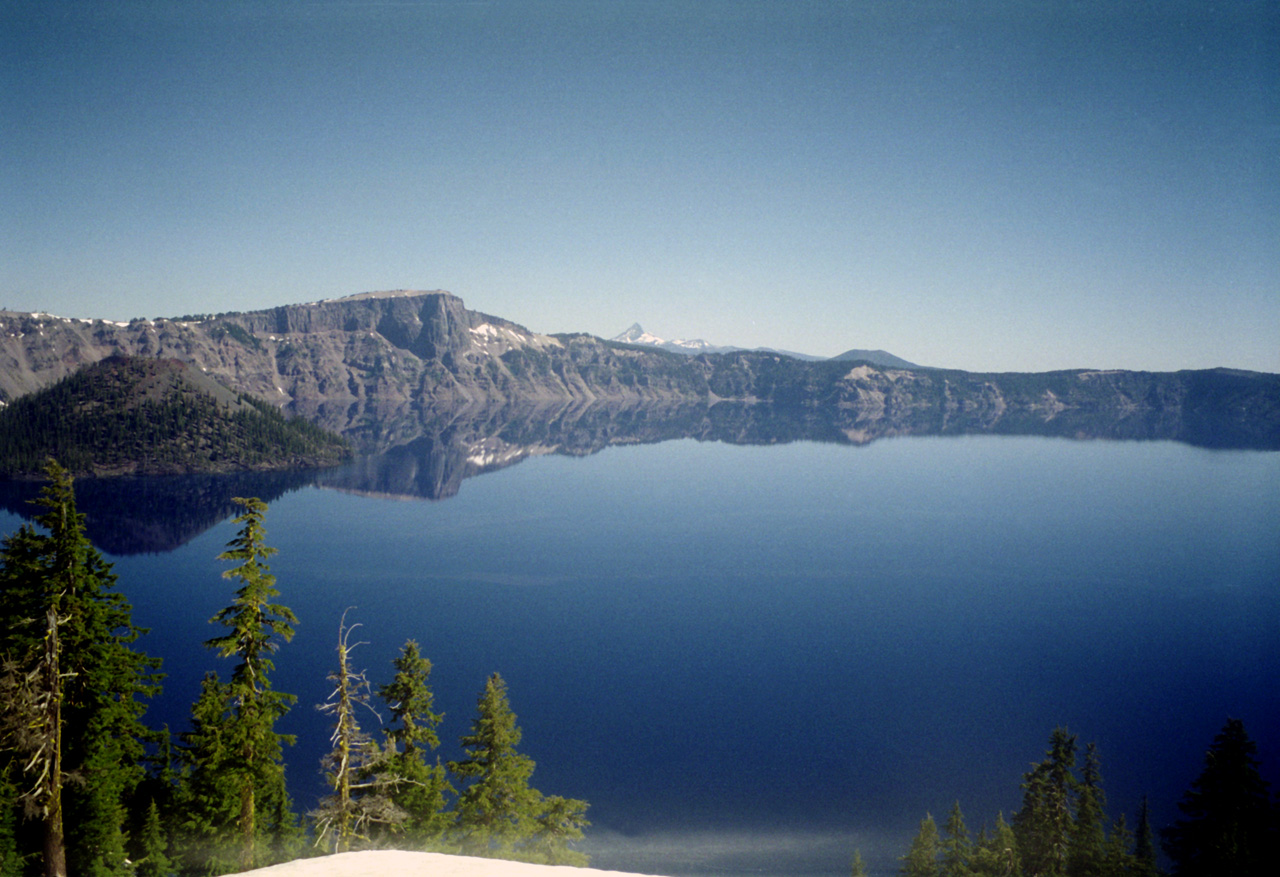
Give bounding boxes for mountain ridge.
[830,347,919,369]
[2,291,1276,458]
[610,322,837,362]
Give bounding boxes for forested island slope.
[2,290,1276,454]
[0,355,349,477]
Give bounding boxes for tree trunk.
[240,781,255,870]
[43,808,65,877]
[44,608,66,877]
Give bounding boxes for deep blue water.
[4,436,1278,876]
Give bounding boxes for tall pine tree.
[448,673,543,857]
[447,672,590,863]
[176,674,241,871]
[969,813,1020,877]
[134,799,172,877]
[0,521,65,877]
[1068,743,1107,877]
[0,461,161,877]
[375,639,452,847]
[1014,728,1078,877]
[942,801,973,877]
[1102,814,1134,877]
[1132,797,1159,877]
[1161,718,1274,877]
[178,497,298,873]
[901,813,941,877]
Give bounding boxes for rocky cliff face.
[2,291,575,450]
[3,290,1277,454]
[1,290,743,451]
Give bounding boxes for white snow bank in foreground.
[234,850,660,877]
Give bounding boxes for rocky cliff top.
[330,288,454,302]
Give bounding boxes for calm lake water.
[3,435,1278,876]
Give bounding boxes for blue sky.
[3,0,1277,372]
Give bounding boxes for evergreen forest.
[866,724,1276,877]
[0,463,587,876]
[1,463,1275,877]
[0,356,349,478]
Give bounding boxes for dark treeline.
[868,723,1276,877]
[0,462,587,876]
[0,356,349,478]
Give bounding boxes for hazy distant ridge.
[610,323,881,364]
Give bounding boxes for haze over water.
[5,432,1275,876]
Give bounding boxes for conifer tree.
[134,799,172,877]
[0,461,160,877]
[528,795,590,865]
[179,497,298,873]
[449,673,542,857]
[942,801,973,877]
[1068,743,1107,877]
[176,673,240,871]
[129,725,179,870]
[448,672,588,863]
[0,522,66,877]
[969,813,1020,877]
[1102,814,1133,877]
[1132,797,1160,877]
[375,640,452,846]
[1161,718,1274,877]
[312,610,406,852]
[901,813,941,877]
[1014,728,1078,877]
[851,849,868,877]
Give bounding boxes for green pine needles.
[448,672,589,864]
[0,479,590,876]
[177,496,300,874]
[309,625,589,864]
[890,727,1175,877]
[449,673,544,857]
[373,640,453,846]
[0,461,161,877]
[207,497,299,696]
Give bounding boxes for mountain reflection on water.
[0,399,1274,555]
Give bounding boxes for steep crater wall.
[3,291,1277,454]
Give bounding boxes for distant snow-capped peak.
[611,324,720,353]
[613,323,668,346]
[610,323,863,364]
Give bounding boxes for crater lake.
[2,429,1277,876]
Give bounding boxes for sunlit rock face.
[2,291,1278,456]
[1,292,705,451]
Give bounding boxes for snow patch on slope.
[469,322,562,354]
